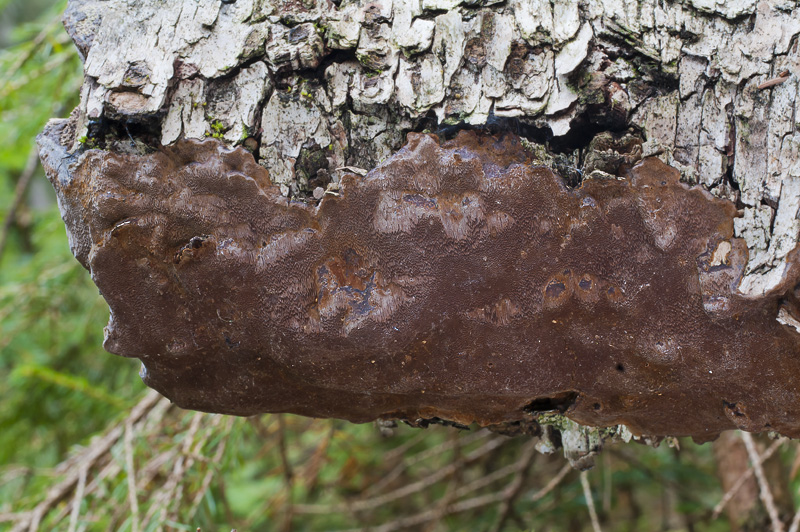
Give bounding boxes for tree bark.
[37,0,800,453]
[58,0,800,295]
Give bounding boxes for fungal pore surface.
[38,123,800,441]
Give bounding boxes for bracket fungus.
[39,123,800,442]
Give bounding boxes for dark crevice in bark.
[318,47,361,73]
[78,114,163,154]
[523,392,579,415]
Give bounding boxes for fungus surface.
[38,124,800,440]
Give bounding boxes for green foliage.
[0,0,141,513]
[0,205,142,474]
[0,0,137,459]
[207,119,226,139]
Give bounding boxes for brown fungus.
[38,124,800,441]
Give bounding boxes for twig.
[53,459,119,526]
[757,70,791,90]
[0,146,40,261]
[355,455,563,532]
[451,457,530,499]
[277,416,294,481]
[532,463,572,502]
[142,413,202,526]
[790,441,800,532]
[789,444,800,481]
[441,439,557,503]
[147,413,206,526]
[10,390,163,532]
[382,429,429,463]
[124,422,140,532]
[337,451,568,532]
[712,436,785,519]
[0,513,30,524]
[2,16,63,79]
[66,466,87,532]
[741,432,784,532]
[0,466,32,486]
[188,418,233,520]
[365,429,490,497]
[362,440,543,529]
[602,452,612,513]
[51,400,176,526]
[277,415,294,532]
[788,505,800,532]
[351,489,515,532]
[138,450,177,491]
[758,77,790,90]
[361,435,506,508]
[426,431,465,530]
[137,392,174,434]
[489,440,538,532]
[297,424,334,495]
[294,436,507,514]
[581,471,602,532]
[0,52,74,101]
[170,414,223,525]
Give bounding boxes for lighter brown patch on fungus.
[39,125,800,441]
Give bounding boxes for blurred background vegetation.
[0,1,798,530]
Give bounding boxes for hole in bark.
[616,363,625,372]
[723,400,746,418]
[174,236,210,264]
[405,417,470,430]
[103,116,162,152]
[523,391,579,414]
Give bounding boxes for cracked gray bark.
[43,0,800,462]
[60,0,800,295]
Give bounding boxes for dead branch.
[188,417,234,520]
[531,464,572,503]
[277,415,295,532]
[0,146,40,261]
[294,436,507,515]
[359,456,569,532]
[425,431,465,530]
[365,429,491,497]
[712,436,786,519]
[142,412,203,526]
[581,471,603,532]
[9,390,163,532]
[489,440,538,532]
[124,421,140,532]
[741,432,785,532]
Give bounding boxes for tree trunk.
[58,0,800,294]
[38,0,800,452]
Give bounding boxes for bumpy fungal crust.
[39,124,800,441]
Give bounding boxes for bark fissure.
[58,0,800,290]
